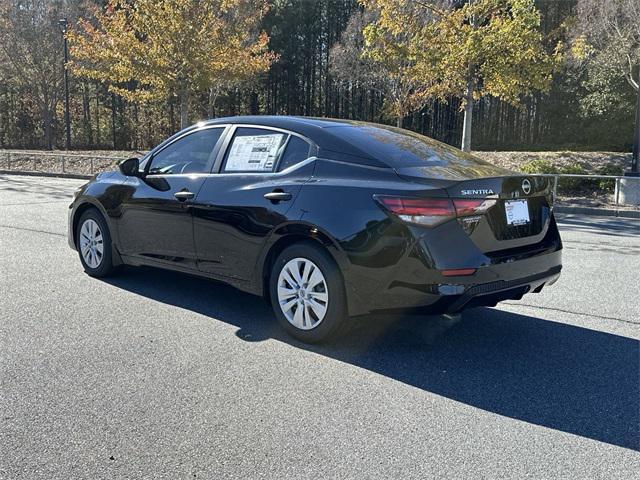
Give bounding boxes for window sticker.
[225,134,286,172]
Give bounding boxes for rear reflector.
[441,268,477,277]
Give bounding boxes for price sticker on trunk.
[505,199,530,226]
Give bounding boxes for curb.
[0,169,92,180]
[555,205,640,219]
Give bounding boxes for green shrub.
[520,159,559,174]
[558,163,587,174]
[596,163,624,192]
[557,163,593,192]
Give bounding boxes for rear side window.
[149,128,223,175]
[277,136,311,172]
[222,128,287,173]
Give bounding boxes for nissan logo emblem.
[522,178,531,195]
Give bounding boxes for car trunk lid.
[396,166,554,254]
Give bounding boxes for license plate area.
[504,200,530,226]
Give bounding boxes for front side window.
[222,128,287,173]
[149,128,223,175]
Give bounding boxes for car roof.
[204,115,360,130]
[157,115,481,170]
[199,116,389,167]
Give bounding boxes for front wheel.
[76,209,116,277]
[269,242,348,343]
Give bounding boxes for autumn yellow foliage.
[68,0,276,128]
[360,0,559,150]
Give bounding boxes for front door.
[117,126,227,268]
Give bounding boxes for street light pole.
[630,81,640,176]
[59,18,71,150]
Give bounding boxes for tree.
[574,1,640,94]
[68,0,276,129]
[361,0,557,150]
[330,9,435,127]
[0,0,634,152]
[0,0,66,149]
[574,0,640,171]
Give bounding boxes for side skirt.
[119,254,263,297]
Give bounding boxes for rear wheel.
[76,209,116,277]
[269,242,347,343]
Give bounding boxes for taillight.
[375,196,455,226]
[452,199,485,216]
[441,268,477,277]
[375,196,496,226]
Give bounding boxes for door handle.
[264,190,292,202]
[174,190,195,201]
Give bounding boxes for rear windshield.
[334,124,495,169]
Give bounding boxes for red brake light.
[452,199,485,216]
[375,196,496,226]
[378,197,454,216]
[375,196,456,226]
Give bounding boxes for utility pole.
[58,18,71,150]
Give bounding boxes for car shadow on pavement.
[104,267,640,452]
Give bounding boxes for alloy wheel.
[277,257,329,330]
[79,218,104,269]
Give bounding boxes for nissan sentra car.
[68,116,562,343]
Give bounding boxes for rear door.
[192,126,315,279]
[117,126,227,268]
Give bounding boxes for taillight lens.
[452,199,485,216]
[375,196,496,226]
[453,198,496,217]
[375,196,455,226]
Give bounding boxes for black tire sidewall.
[76,208,114,277]
[269,242,347,343]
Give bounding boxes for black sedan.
[69,116,562,343]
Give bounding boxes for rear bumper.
[344,239,562,316]
[435,263,561,314]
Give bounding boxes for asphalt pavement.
[1,174,639,479]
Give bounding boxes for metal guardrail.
[1,150,126,175]
[0,151,631,205]
[534,173,628,206]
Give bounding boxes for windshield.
[335,124,497,169]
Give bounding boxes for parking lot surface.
[1,175,639,479]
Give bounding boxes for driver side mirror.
[119,157,140,177]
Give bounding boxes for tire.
[269,242,348,343]
[76,208,116,278]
